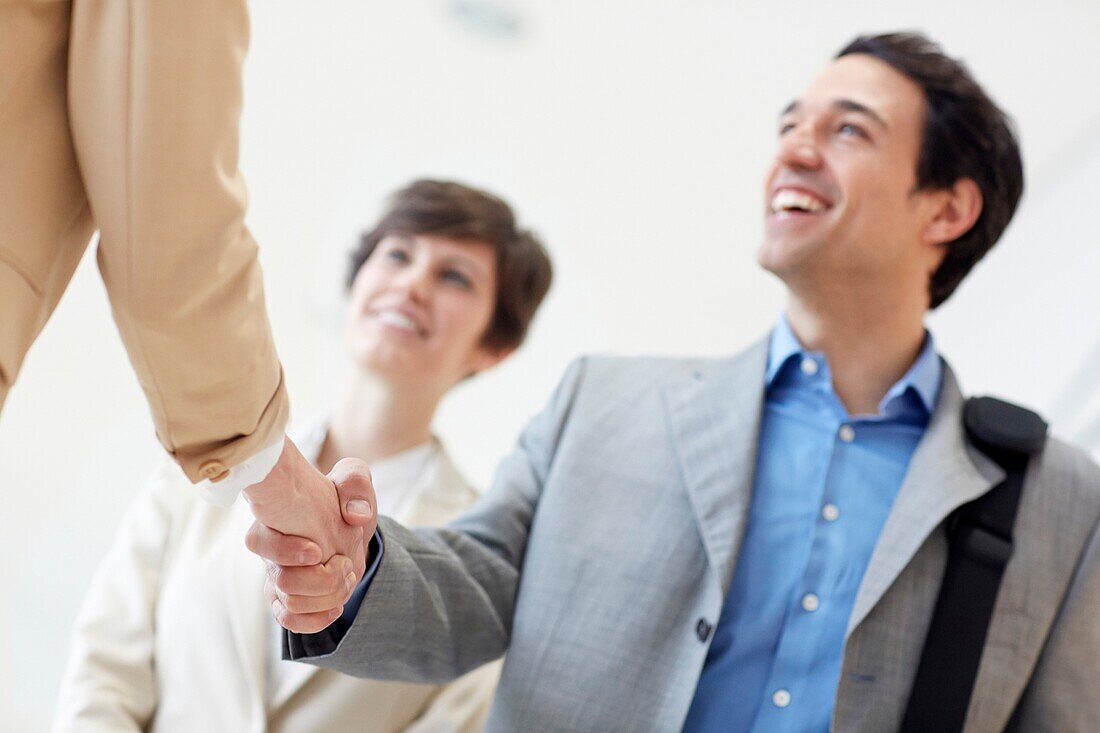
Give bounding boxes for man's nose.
[775,123,823,171]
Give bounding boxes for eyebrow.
[780,98,888,129]
[443,253,489,279]
[385,233,416,246]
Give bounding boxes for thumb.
[328,457,376,527]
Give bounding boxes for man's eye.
[386,249,410,263]
[778,122,796,136]
[838,123,867,138]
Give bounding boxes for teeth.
[376,310,419,333]
[771,189,827,213]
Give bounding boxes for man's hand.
[243,446,378,633]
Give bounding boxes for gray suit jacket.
[291,340,1100,732]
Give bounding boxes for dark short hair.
[837,33,1024,308]
[347,179,553,350]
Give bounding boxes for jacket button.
[696,618,713,642]
[198,460,229,482]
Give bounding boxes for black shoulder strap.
[899,396,1047,733]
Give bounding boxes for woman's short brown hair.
[347,179,553,351]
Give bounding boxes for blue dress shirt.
[683,316,942,732]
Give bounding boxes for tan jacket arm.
[52,463,186,732]
[67,0,289,482]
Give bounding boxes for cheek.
[350,267,387,308]
[842,169,905,226]
[436,296,495,354]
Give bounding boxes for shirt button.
[838,424,856,443]
[822,503,840,522]
[800,357,819,376]
[801,593,820,612]
[772,689,792,708]
[695,618,713,642]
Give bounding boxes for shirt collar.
[765,313,806,386]
[883,330,941,415]
[765,313,942,416]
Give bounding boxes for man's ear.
[924,177,983,246]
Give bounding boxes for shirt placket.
[751,416,852,731]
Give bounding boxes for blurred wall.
[1,1,1098,726]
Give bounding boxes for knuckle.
[328,573,345,595]
[283,595,305,615]
[290,615,314,634]
[281,537,306,560]
[244,523,263,553]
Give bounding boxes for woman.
[54,180,553,732]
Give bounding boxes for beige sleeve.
[53,462,190,732]
[66,0,289,483]
[402,660,503,733]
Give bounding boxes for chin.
[351,341,412,376]
[758,234,825,277]
[757,239,797,277]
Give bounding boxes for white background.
[1,1,1098,727]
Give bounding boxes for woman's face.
[346,233,505,389]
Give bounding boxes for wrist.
[241,437,295,504]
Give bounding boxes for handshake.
[242,437,378,634]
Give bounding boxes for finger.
[267,568,354,627]
[349,532,368,581]
[270,596,344,634]
[245,521,322,566]
[275,583,353,615]
[271,554,357,597]
[329,458,376,528]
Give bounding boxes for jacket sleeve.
[287,358,587,683]
[67,0,289,483]
[52,462,188,732]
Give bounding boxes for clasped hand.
[243,438,378,633]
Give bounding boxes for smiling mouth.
[769,188,831,216]
[373,309,428,337]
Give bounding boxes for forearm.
[68,0,288,481]
[288,517,517,683]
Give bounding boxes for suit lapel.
[846,365,1005,636]
[663,338,769,593]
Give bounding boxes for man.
[253,33,1100,731]
[1,1,369,584]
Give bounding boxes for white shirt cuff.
[197,436,286,507]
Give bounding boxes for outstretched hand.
[243,446,378,633]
